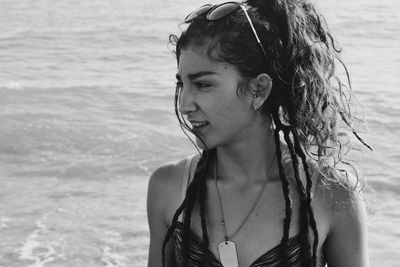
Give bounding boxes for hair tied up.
[246,0,293,55]
[245,0,273,15]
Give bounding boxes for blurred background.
[0,0,399,266]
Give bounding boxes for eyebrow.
[175,71,217,81]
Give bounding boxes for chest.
[179,180,328,267]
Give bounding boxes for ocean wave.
[18,213,65,267]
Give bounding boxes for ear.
[251,73,273,110]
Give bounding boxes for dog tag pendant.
[217,240,238,267]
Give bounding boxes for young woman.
[147,0,370,266]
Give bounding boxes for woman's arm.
[147,165,177,267]
[323,184,369,267]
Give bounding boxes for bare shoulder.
[313,171,366,216]
[147,157,189,226]
[147,157,192,267]
[313,171,369,267]
[147,154,202,227]
[148,159,186,193]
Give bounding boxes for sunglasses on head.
[184,1,267,58]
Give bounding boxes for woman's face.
[176,45,257,149]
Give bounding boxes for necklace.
[214,156,276,267]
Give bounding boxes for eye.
[194,81,211,90]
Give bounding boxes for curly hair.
[163,0,371,266]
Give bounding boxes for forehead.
[177,45,239,78]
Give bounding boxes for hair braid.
[182,150,211,266]
[199,150,216,265]
[161,150,210,267]
[272,113,292,266]
[283,128,313,266]
[182,181,197,266]
[161,197,186,266]
[292,129,319,266]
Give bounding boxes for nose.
[178,86,197,115]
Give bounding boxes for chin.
[195,136,221,151]
[195,136,207,150]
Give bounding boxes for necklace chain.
[215,156,276,242]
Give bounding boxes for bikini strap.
[178,154,198,222]
[180,156,193,203]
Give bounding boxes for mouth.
[188,121,209,131]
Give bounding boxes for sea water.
[0,0,399,266]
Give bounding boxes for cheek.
[213,98,252,124]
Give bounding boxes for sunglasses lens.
[185,4,212,23]
[206,2,240,20]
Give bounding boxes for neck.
[215,123,277,187]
